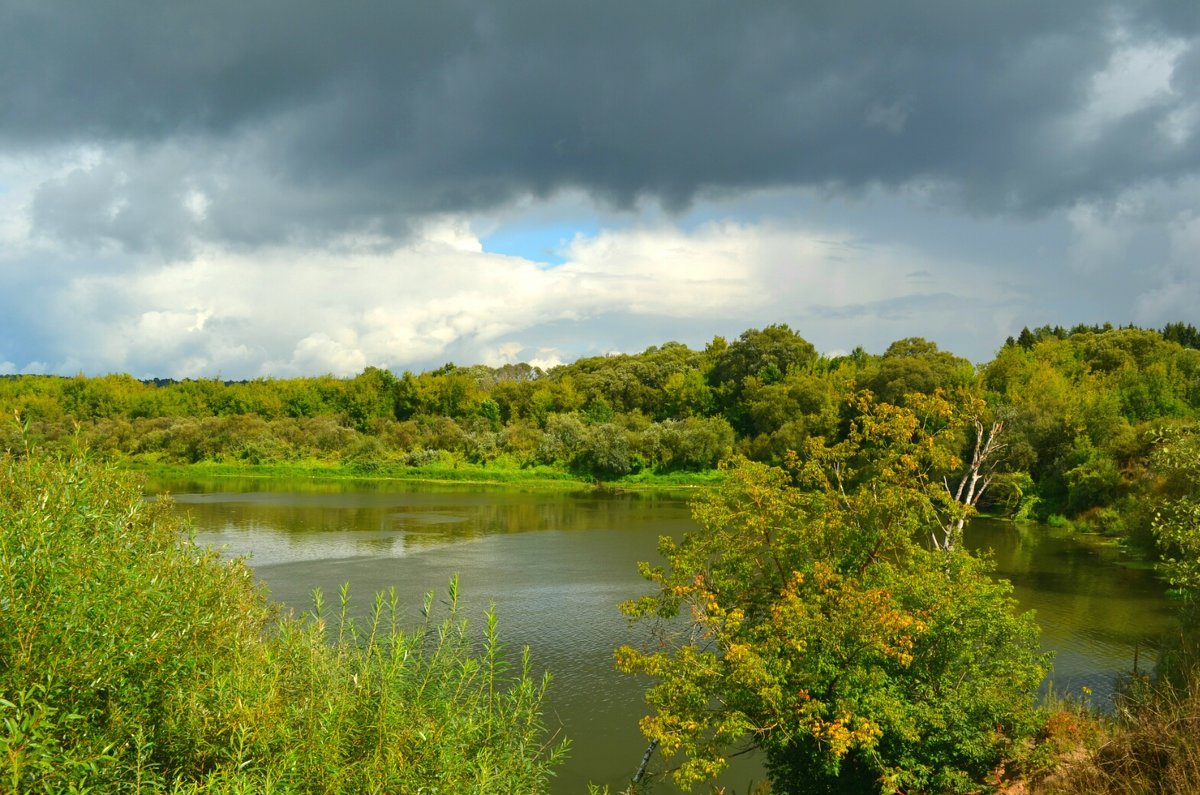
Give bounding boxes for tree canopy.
[618,395,1048,794]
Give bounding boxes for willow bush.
[0,446,566,793]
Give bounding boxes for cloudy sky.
[2,1,1198,378]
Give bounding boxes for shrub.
[1043,669,1200,794]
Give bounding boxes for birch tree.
[618,394,1046,794]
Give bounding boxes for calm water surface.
[151,476,1176,793]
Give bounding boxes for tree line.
[4,321,1200,532]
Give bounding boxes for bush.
[0,447,566,793]
[575,422,633,480]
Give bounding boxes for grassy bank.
[1025,658,1200,794]
[121,457,726,492]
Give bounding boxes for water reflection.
[966,518,1175,702]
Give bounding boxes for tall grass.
[1026,618,1200,795]
[0,446,567,793]
[1033,666,1200,794]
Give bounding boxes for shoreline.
[122,459,725,494]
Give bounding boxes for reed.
[0,446,566,793]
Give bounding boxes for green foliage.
[1150,424,1200,603]
[710,325,820,430]
[640,416,736,472]
[1162,321,1200,350]
[478,396,502,428]
[1036,422,1200,795]
[1064,440,1122,514]
[981,325,1200,524]
[863,337,976,406]
[576,422,634,481]
[709,325,818,388]
[338,366,398,430]
[582,397,616,425]
[617,397,1048,794]
[0,447,566,792]
[661,367,714,418]
[7,321,1200,535]
[558,341,705,420]
[1041,414,1200,793]
[537,411,586,467]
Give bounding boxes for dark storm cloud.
[5,0,1199,249]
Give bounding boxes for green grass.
[0,447,568,793]
[121,456,726,492]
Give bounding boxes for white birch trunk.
[937,418,1004,551]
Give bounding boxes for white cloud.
[10,164,1185,379]
[1,212,1030,378]
[560,222,764,315]
[1066,33,1188,144]
[526,349,566,371]
[477,341,525,367]
[183,189,210,222]
[288,333,369,376]
[416,216,485,254]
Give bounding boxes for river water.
[152,476,1176,793]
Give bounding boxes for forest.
[5,321,1200,549]
[3,322,1200,793]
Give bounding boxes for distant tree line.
[1005,321,1200,351]
[4,321,1200,542]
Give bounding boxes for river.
[151,475,1176,793]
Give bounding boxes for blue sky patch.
[480,220,601,266]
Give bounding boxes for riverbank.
[121,458,727,493]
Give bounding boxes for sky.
[1,1,1198,379]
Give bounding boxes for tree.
[705,326,820,391]
[1017,327,1036,350]
[618,396,1047,794]
[576,422,634,480]
[662,368,713,419]
[643,416,735,472]
[1162,321,1200,350]
[1151,424,1200,603]
[863,338,975,406]
[939,403,1007,550]
[1143,423,1200,697]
